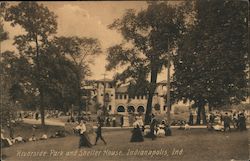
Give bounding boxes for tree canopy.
[107,1,190,124]
[172,0,248,124]
[4,2,102,125]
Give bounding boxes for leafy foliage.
[172,0,248,123]
[4,2,58,125]
[107,2,189,124]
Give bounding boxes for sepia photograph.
[0,1,249,161]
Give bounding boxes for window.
[115,94,118,99]
[127,106,135,113]
[108,105,112,110]
[141,95,143,99]
[154,104,160,111]
[136,95,140,99]
[117,106,125,112]
[124,94,127,99]
[119,94,122,99]
[111,94,113,97]
[137,106,145,113]
[101,94,103,96]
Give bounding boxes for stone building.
[84,79,173,115]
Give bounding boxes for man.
[188,113,194,125]
[120,115,124,128]
[223,113,231,132]
[94,122,107,145]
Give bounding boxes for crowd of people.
[0,126,66,148]
[206,110,247,132]
[2,108,248,149]
[72,113,173,148]
[130,114,172,142]
[17,110,69,120]
[186,110,248,132]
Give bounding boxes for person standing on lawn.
[130,118,144,142]
[94,122,107,145]
[189,112,194,125]
[223,113,231,132]
[120,115,124,128]
[76,120,92,148]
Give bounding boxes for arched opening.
[154,103,160,111]
[137,106,145,113]
[127,106,135,113]
[117,106,125,112]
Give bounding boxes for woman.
[76,120,92,148]
[149,119,157,140]
[130,119,144,142]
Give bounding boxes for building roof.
[95,78,113,82]
[157,80,167,84]
[116,85,129,93]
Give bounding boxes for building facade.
[84,79,173,115]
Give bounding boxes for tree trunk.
[145,65,158,125]
[166,52,171,122]
[77,79,82,116]
[40,89,45,126]
[35,35,45,127]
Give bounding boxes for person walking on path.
[76,120,92,148]
[94,122,107,145]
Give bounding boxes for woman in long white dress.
[130,119,144,142]
[76,120,92,148]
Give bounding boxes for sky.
[2,1,171,81]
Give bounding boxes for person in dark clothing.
[162,120,172,136]
[223,113,231,132]
[188,113,193,125]
[112,116,116,127]
[120,115,124,128]
[149,119,157,140]
[35,113,39,120]
[106,117,111,127]
[238,113,247,131]
[94,122,107,145]
[130,119,144,142]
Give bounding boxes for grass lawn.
[2,128,249,161]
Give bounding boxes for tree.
[0,2,17,136]
[172,0,248,124]
[0,2,8,43]
[5,2,57,126]
[52,36,101,114]
[107,1,189,124]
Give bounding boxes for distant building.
[83,79,173,115]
